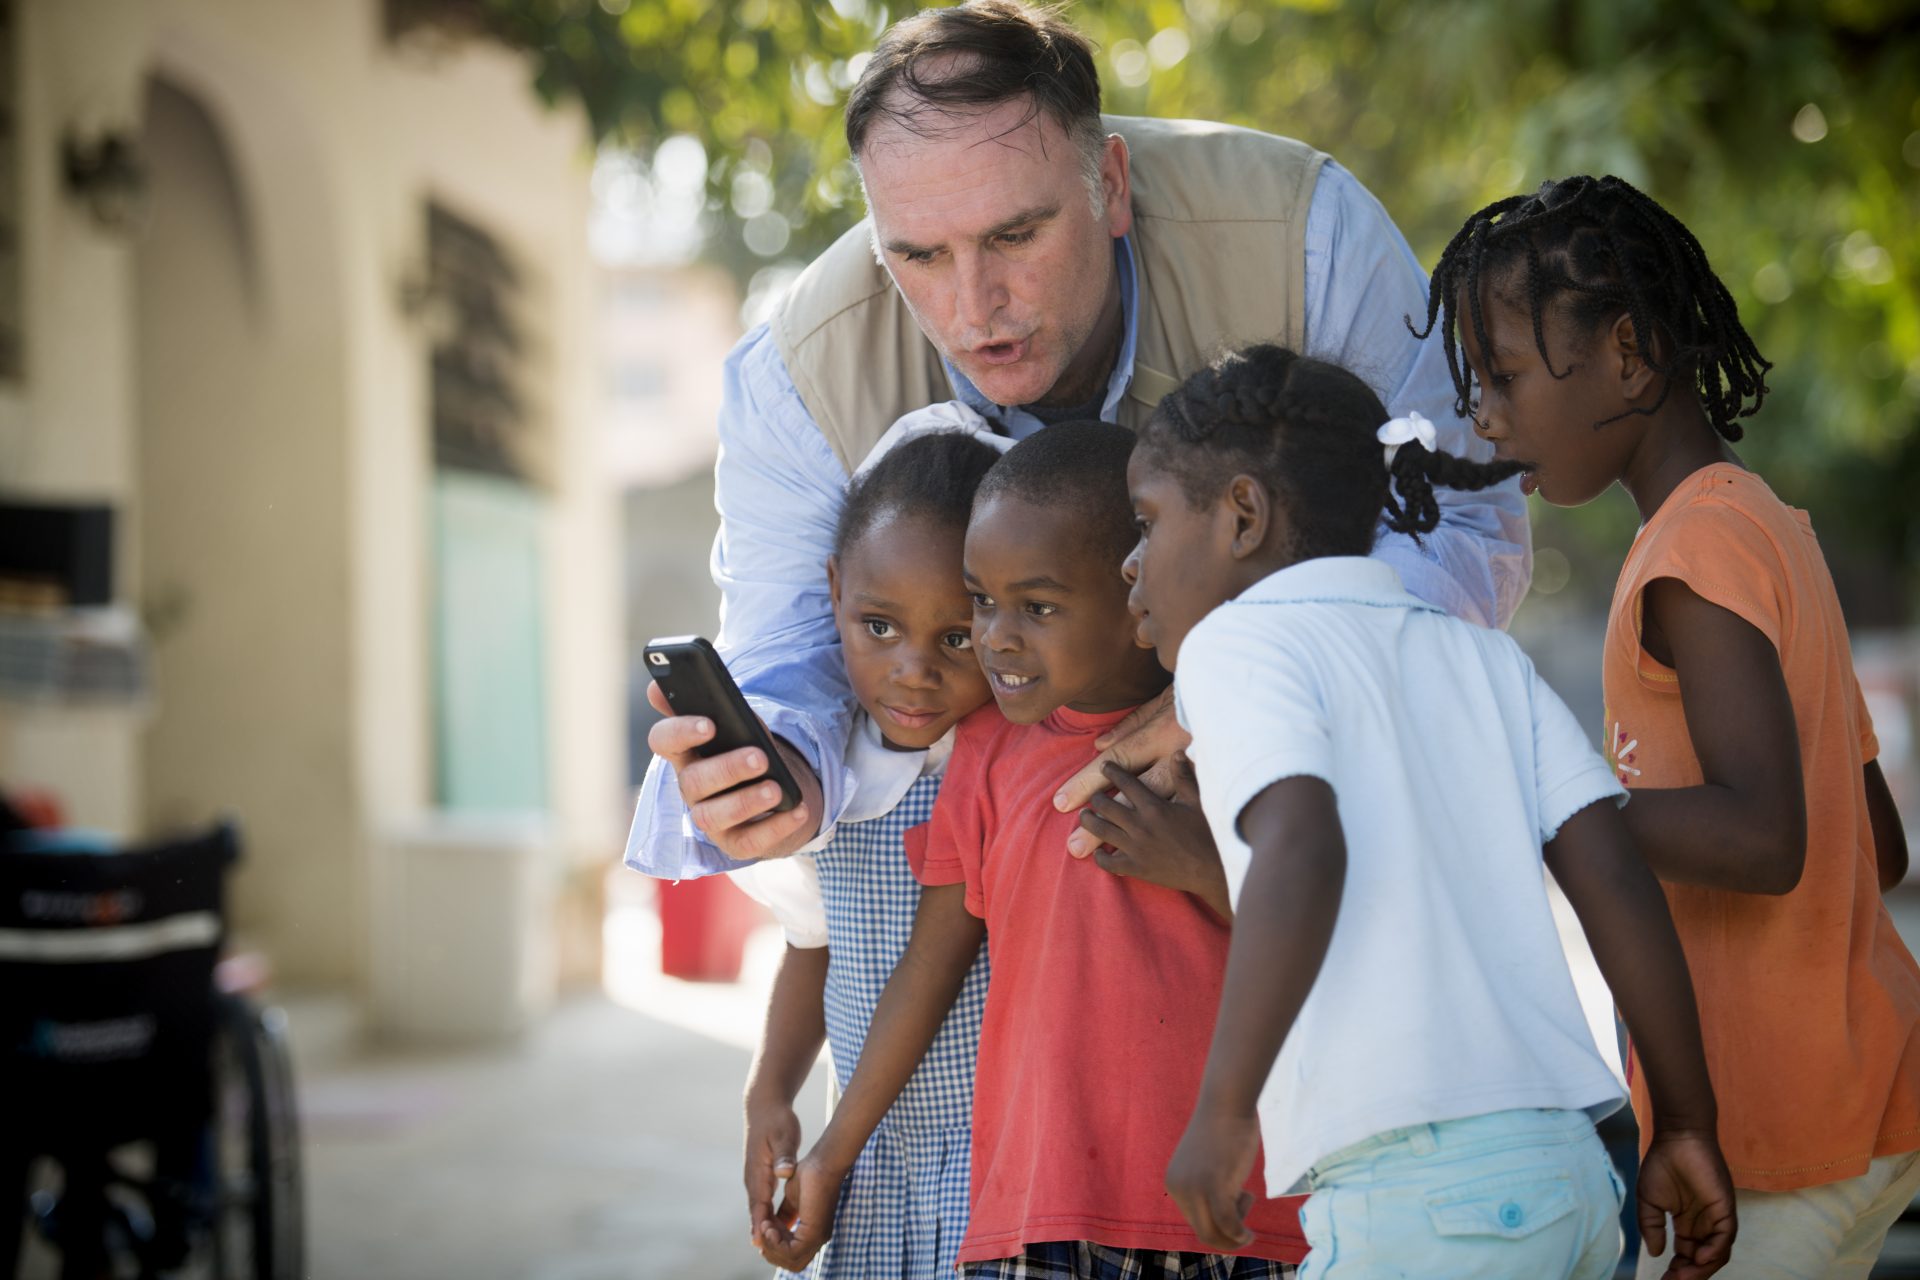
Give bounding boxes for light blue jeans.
[1298,1108,1624,1279]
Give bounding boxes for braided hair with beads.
[1414,175,1771,440]
[1137,344,1523,559]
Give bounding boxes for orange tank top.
[1607,464,1920,1191]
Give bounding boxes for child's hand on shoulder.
[1078,758,1232,918]
[1166,1099,1259,1252]
[755,1148,847,1272]
[743,1095,802,1250]
[1635,1128,1737,1278]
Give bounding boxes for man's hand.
[1636,1129,1737,1279]
[755,1151,846,1272]
[646,682,823,860]
[1078,761,1231,919]
[1053,686,1190,857]
[1166,1100,1259,1252]
[743,1095,802,1250]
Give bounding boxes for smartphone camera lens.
[647,652,669,667]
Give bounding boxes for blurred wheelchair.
[1,822,303,1280]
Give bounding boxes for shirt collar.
[1232,556,1440,613]
[839,715,953,827]
[944,234,1140,438]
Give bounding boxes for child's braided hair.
[1413,175,1771,440]
[1138,345,1522,559]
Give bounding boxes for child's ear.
[1223,474,1270,560]
[827,554,842,608]
[1610,312,1660,401]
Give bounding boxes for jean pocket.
[1602,1154,1626,1211]
[1424,1167,1577,1240]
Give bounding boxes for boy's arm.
[1545,800,1735,1277]
[1623,577,1807,894]
[757,884,984,1271]
[1866,759,1909,892]
[1080,760,1233,920]
[1167,776,1345,1251]
[743,944,829,1248]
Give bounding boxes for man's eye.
[996,229,1036,248]
[865,619,897,639]
[942,631,973,651]
[902,248,937,265]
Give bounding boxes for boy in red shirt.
[759,422,1305,1279]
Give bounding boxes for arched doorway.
[133,73,357,983]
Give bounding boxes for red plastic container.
[657,873,766,981]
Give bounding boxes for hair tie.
[1377,411,1437,468]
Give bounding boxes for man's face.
[963,492,1163,724]
[858,97,1132,408]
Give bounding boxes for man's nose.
[953,253,1004,334]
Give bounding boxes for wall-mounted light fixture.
[62,129,148,235]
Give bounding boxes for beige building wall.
[0,0,621,993]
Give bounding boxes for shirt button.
[1499,1201,1524,1229]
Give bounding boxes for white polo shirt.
[1176,556,1627,1196]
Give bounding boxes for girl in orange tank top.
[1420,174,1920,1279]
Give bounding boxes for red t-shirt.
[907,703,1307,1265]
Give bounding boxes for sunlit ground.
[20,870,1920,1279]
[601,871,789,1054]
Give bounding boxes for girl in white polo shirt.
[1122,344,1736,1279]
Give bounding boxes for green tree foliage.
[434,0,1920,595]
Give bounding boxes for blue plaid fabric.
[962,1242,1298,1280]
[778,769,990,1280]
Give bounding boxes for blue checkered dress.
[778,769,990,1280]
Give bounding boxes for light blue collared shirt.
[625,160,1532,880]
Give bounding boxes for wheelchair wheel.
[210,993,303,1280]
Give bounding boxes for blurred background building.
[0,0,629,1017]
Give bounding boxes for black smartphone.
[643,635,802,813]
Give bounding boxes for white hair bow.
[1377,411,1437,468]
[852,400,1014,479]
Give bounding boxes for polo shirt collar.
[1234,556,1439,613]
[945,234,1140,434]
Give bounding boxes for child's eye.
[970,592,994,609]
[1132,516,1151,537]
[864,619,897,639]
[1024,601,1057,617]
[942,631,973,651]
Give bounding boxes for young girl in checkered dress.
[731,416,1007,1280]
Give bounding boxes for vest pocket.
[1424,1167,1577,1240]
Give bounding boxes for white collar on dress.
[839,714,954,826]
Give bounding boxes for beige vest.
[770,115,1328,473]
